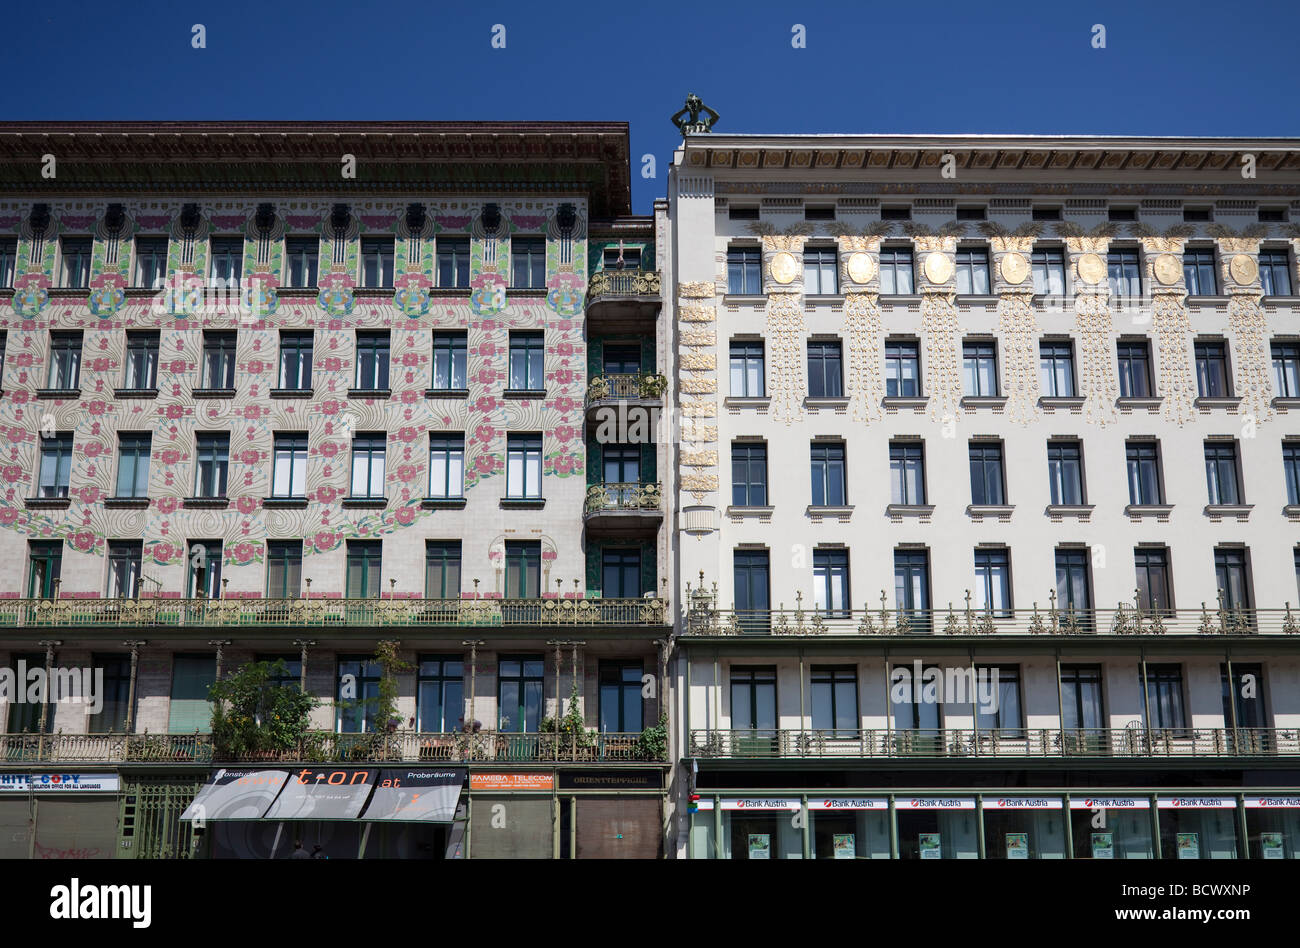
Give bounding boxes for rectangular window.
[1108,207,1137,222]
[123,331,159,390]
[498,655,544,732]
[807,340,843,398]
[803,247,838,294]
[425,541,462,599]
[1055,548,1092,616]
[1214,547,1252,612]
[1204,441,1241,505]
[810,442,846,507]
[504,541,541,598]
[1221,662,1266,733]
[60,237,92,289]
[337,656,381,732]
[974,547,1011,617]
[885,340,920,397]
[1285,442,1300,506]
[977,664,1021,733]
[510,238,546,289]
[889,442,926,505]
[968,441,1006,505]
[1126,440,1163,505]
[880,206,911,221]
[361,237,395,288]
[0,238,16,288]
[1117,340,1152,397]
[255,653,302,689]
[894,549,931,634]
[1032,206,1062,221]
[345,540,382,599]
[437,237,470,288]
[1142,665,1187,733]
[601,547,641,598]
[599,663,644,733]
[115,433,151,498]
[733,550,771,633]
[879,247,915,294]
[209,238,243,288]
[602,344,641,375]
[428,435,465,499]
[1060,664,1104,733]
[962,341,999,396]
[350,433,387,499]
[194,433,229,498]
[1031,248,1066,296]
[727,248,762,295]
[1039,341,1076,397]
[134,237,169,289]
[811,666,858,737]
[272,433,308,498]
[601,445,641,505]
[277,331,313,390]
[47,331,82,390]
[38,433,73,498]
[1260,250,1293,296]
[731,442,768,507]
[1195,340,1231,397]
[728,206,760,221]
[432,332,467,390]
[417,656,465,733]
[1183,249,1218,295]
[1047,440,1084,506]
[955,248,991,295]
[603,246,642,271]
[1135,547,1173,614]
[1107,249,1142,301]
[106,540,142,599]
[90,655,131,735]
[508,331,545,391]
[266,540,302,598]
[354,331,390,390]
[202,331,237,389]
[805,206,836,221]
[186,539,222,599]
[284,237,319,288]
[813,548,850,618]
[506,434,542,499]
[1271,342,1299,398]
[729,340,765,397]
[732,666,777,732]
[27,540,62,599]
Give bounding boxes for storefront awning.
[359,769,467,823]
[181,769,291,821]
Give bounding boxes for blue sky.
[4,0,1297,213]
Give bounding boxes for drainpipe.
[123,640,145,733]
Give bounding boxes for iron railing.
[586,372,667,404]
[587,269,661,301]
[584,481,663,514]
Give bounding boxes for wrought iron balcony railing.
[689,727,1300,760]
[587,269,661,302]
[0,596,668,628]
[586,372,666,404]
[584,481,663,515]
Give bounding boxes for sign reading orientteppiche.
[558,770,661,791]
[0,773,119,793]
[360,769,466,822]
[263,768,378,820]
[181,769,291,821]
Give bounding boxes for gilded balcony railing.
[584,481,663,515]
[586,372,666,404]
[587,269,661,302]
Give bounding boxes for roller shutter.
[469,797,553,858]
[0,799,32,859]
[33,798,119,859]
[575,796,661,859]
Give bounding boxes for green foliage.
[208,660,318,758]
[373,640,414,732]
[637,712,669,761]
[539,681,593,748]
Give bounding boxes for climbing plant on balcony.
[540,681,593,750]
[372,640,413,733]
[208,660,318,759]
[637,712,669,761]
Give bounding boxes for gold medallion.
[1000,252,1029,286]
[1153,253,1181,286]
[770,251,798,285]
[846,251,876,285]
[923,251,954,285]
[1076,252,1105,285]
[1229,253,1258,286]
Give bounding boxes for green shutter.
[167,655,215,734]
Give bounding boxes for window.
[272,433,308,498]
[60,237,92,288]
[880,206,911,221]
[1285,442,1300,506]
[878,247,914,294]
[1108,207,1137,222]
[37,433,73,498]
[194,433,229,498]
[729,341,765,397]
[1195,340,1231,397]
[807,340,843,398]
[1272,342,1300,397]
[602,344,640,375]
[1047,440,1084,505]
[27,540,62,599]
[7,651,53,734]
[977,664,1021,733]
[428,435,465,499]
[962,341,998,396]
[187,540,222,599]
[1060,665,1104,733]
[1055,549,1092,616]
[805,205,836,221]
[728,206,760,221]
[437,237,470,288]
[425,541,462,599]
[284,237,319,288]
[350,433,387,499]
[360,237,395,288]
[955,206,986,221]
[510,238,545,289]
[1107,249,1142,301]
[106,540,142,599]
[337,657,381,731]
[1031,247,1067,296]
[894,550,931,633]
[811,667,858,737]
[733,550,771,633]
[1183,249,1218,295]
[1259,207,1288,223]
[169,654,217,734]
[1204,441,1241,505]
[813,549,850,618]
[266,540,302,598]
[1260,250,1293,296]
[968,442,1006,505]
[47,331,82,389]
[0,238,15,288]
[602,246,641,270]
[892,661,942,731]
[731,442,768,507]
[256,654,302,690]
[1142,665,1187,732]
[345,540,382,599]
[810,442,846,507]
[889,442,926,505]
[727,247,762,295]
[1032,206,1062,221]
[123,331,159,390]
[1183,207,1212,223]
[601,547,642,597]
[1135,547,1173,613]
[201,331,236,389]
[432,332,467,390]
[599,663,644,733]
[1214,547,1252,612]
[974,548,1011,617]
[506,434,542,499]
[955,248,990,295]
[1221,663,1265,732]
[508,331,545,391]
[134,237,168,288]
[498,656,544,732]
[354,331,390,390]
[90,655,131,735]
[115,433,151,498]
[1125,440,1163,505]
[277,331,313,390]
[209,238,243,288]
[885,340,920,397]
[803,247,838,294]
[417,656,464,733]
[1117,340,1152,397]
[1039,341,1076,397]
[504,541,540,598]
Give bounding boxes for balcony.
[585,269,661,331]
[585,373,665,425]
[583,482,663,534]
[688,727,1300,760]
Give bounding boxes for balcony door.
[730,666,777,755]
[1060,664,1105,753]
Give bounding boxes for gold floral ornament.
[999,252,1029,286]
[1076,253,1105,285]
[1152,254,1181,287]
[770,251,798,285]
[846,252,876,285]
[923,252,954,285]
[1230,254,1258,286]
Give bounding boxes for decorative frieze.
[678,281,716,299]
[1064,236,1118,427]
[843,292,884,424]
[765,292,807,425]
